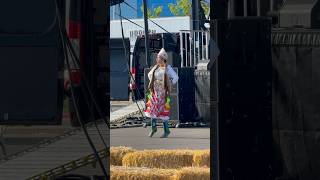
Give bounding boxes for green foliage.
[200,0,210,16]
[154,6,163,17]
[168,0,210,17]
[141,5,163,18]
[168,3,180,16]
[168,0,191,16]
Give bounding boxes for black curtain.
[272,30,320,180]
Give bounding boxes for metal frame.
[244,0,248,17]
[172,68,179,123]
[179,30,210,68]
[257,0,261,16]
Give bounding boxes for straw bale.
[111,166,176,180]
[111,146,135,166]
[172,167,210,180]
[122,150,194,169]
[192,150,210,167]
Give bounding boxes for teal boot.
[148,119,157,137]
[160,121,170,138]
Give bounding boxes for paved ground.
[111,127,210,150]
[0,101,129,159]
[110,101,131,112]
[0,123,109,180]
[0,100,209,178]
[0,124,74,159]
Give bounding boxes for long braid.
[148,63,170,97]
[148,64,159,91]
[164,65,171,97]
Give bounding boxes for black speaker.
[272,29,320,180]
[211,18,273,180]
[178,67,196,123]
[194,70,211,123]
[0,0,64,125]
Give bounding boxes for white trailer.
[110,16,191,53]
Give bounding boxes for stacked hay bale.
[122,150,194,169]
[111,166,176,180]
[110,166,210,180]
[172,167,210,180]
[110,146,135,166]
[110,147,210,180]
[192,150,210,167]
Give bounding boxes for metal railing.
[179,30,210,68]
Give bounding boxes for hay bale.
[173,167,210,180]
[111,166,176,180]
[111,146,135,166]
[192,150,210,167]
[122,150,194,169]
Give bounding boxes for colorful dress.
[144,65,179,121]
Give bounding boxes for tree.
[200,0,210,16]
[168,0,191,16]
[153,6,163,17]
[168,0,210,17]
[141,5,163,18]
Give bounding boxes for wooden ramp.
[110,101,145,123]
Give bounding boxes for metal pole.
[191,0,199,31]
[257,0,261,16]
[189,33,192,67]
[193,32,196,66]
[201,31,204,60]
[270,0,274,11]
[198,31,201,63]
[244,0,248,17]
[143,0,150,67]
[180,32,184,67]
[206,32,209,60]
[185,32,188,67]
[228,0,234,19]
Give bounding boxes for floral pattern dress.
[144,65,178,121]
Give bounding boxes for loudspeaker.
[178,67,196,123]
[0,0,64,125]
[211,18,272,180]
[194,70,211,123]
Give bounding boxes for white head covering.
[157,48,168,60]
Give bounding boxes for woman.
[144,48,179,138]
